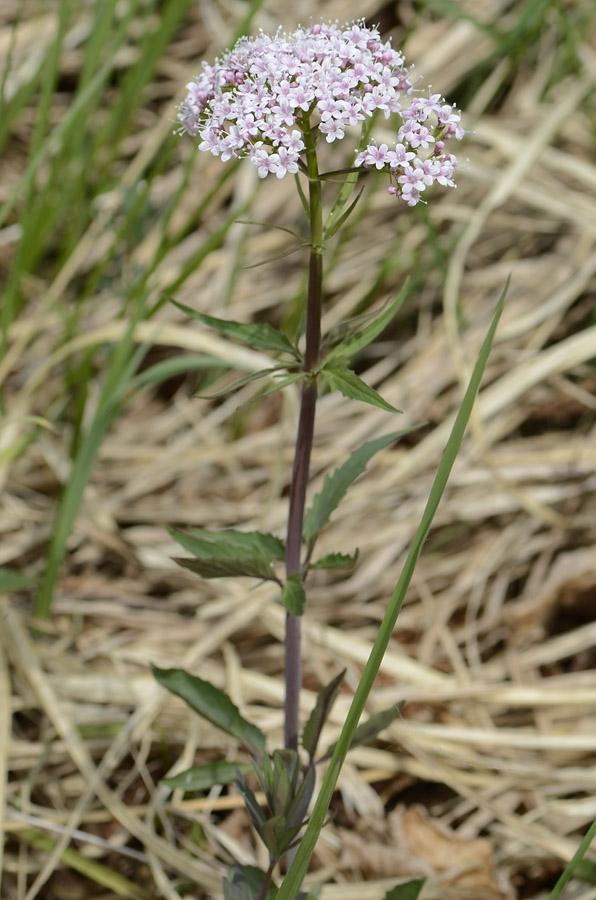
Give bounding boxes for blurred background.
[1,1,596,899]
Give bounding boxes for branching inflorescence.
[178,19,463,206]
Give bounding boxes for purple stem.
[284,237,323,752]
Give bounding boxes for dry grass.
[1,1,596,898]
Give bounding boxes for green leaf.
[174,556,280,581]
[223,864,278,900]
[169,527,284,582]
[325,702,404,758]
[170,298,298,357]
[235,771,268,834]
[309,551,359,571]
[194,366,287,400]
[382,879,426,900]
[322,364,400,413]
[152,666,266,756]
[302,670,346,762]
[280,574,306,616]
[303,430,413,547]
[323,186,364,240]
[250,371,305,401]
[162,761,252,792]
[324,281,409,365]
[286,765,316,830]
[0,568,37,591]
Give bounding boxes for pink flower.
[178,19,462,205]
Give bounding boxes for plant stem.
[284,126,323,753]
[257,860,277,900]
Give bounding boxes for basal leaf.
[383,879,426,900]
[324,702,404,758]
[170,298,298,357]
[322,364,400,413]
[309,551,359,571]
[162,761,251,791]
[302,670,346,762]
[280,574,306,616]
[152,666,266,755]
[324,281,409,365]
[303,430,413,547]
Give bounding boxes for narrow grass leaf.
[170,299,298,357]
[323,364,400,413]
[152,666,266,755]
[277,284,508,900]
[162,762,252,792]
[19,829,152,900]
[324,281,409,365]
[302,670,346,762]
[547,815,596,898]
[280,575,306,616]
[303,430,413,546]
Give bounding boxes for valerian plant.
[152,19,503,900]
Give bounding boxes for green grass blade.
[547,816,596,899]
[277,282,507,900]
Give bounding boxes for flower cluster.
[178,20,463,205]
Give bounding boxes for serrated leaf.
[302,670,346,762]
[280,574,306,616]
[382,878,426,900]
[0,568,36,591]
[323,186,364,240]
[223,864,278,900]
[310,551,359,571]
[162,761,251,792]
[303,430,414,547]
[174,556,280,581]
[152,666,266,755]
[323,364,400,413]
[324,281,409,365]
[169,527,284,582]
[170,298,298,357]
[325,702,404,758]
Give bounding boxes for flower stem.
[284,127,323,752]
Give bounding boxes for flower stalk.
[284,122,323,752]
